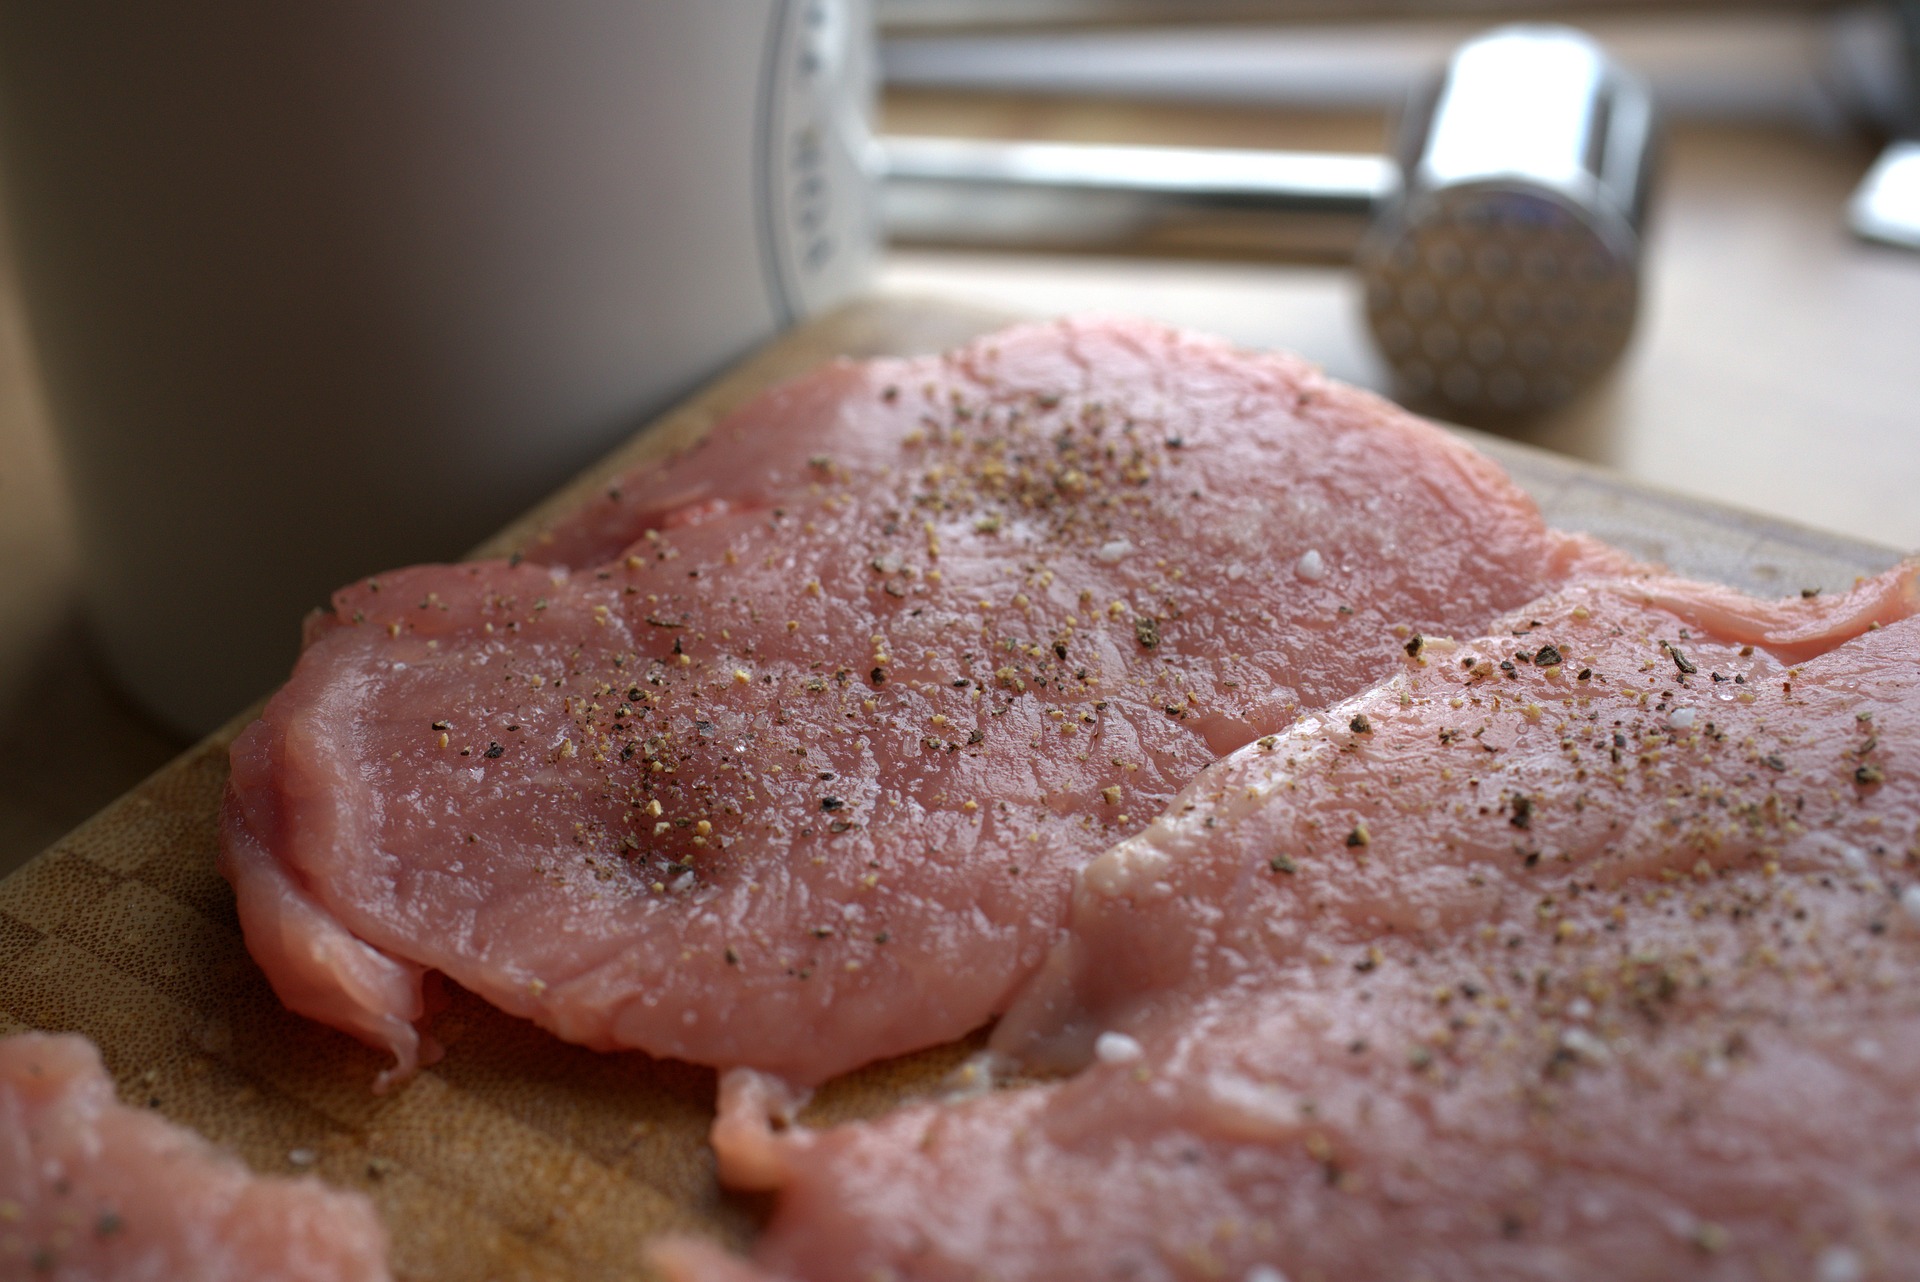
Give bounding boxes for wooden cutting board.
[0,294,1903,1282]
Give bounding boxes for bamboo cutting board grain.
[0,295,1903,1281]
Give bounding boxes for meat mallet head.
[1358,27,1657,419]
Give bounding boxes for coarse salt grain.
[1093,1031,1145,1064]
[1295,549,1326,582]
[1901,884,1920,927]
[1816,1246,1864,1282]
[1097,539,1134,563]
[1245,1267,1290,1282]
[1667,706,1695,730]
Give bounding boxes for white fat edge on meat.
[1080,636,1464,904]
[1193,1071,1326,1146]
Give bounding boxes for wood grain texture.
[0,295,1902,1282]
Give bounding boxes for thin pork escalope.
[660,570,1920,1282]
[0,1033,390,1282]
[220,318,1629,1096]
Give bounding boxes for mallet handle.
[881,135,1396,259]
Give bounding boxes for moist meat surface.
[665,570,1920,1282]
[221,317,1628,1088]
[0,1032,390,1282]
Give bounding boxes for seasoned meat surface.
[222,318,1626,1088]
[665,569,1920,1282]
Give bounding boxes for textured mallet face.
[1360,184,1639,419]
[1359,26,1652,421]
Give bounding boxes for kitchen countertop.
[1,93,1917,877]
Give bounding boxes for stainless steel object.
[883,137,1394,259]
[1850,141,1920,250]
[1360,27,1655,415]
[882,25,1656,418]
[1847,0,1920,253]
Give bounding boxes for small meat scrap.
[224,316,1644,1091]
[0,1033,390,1282]
[679,568,1920,1282]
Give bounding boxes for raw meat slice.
[678,567,1920,1282]
[222,317,1631,1091]
[0,1032,390,1282]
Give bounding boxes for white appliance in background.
[0,1,879,735]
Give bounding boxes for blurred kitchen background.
[1,0,1917,873]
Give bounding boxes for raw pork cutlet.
[664,567,1920,1282]
[0,1032,389,1282]
[522,315,1585,578]
[222,316,1629,1093]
